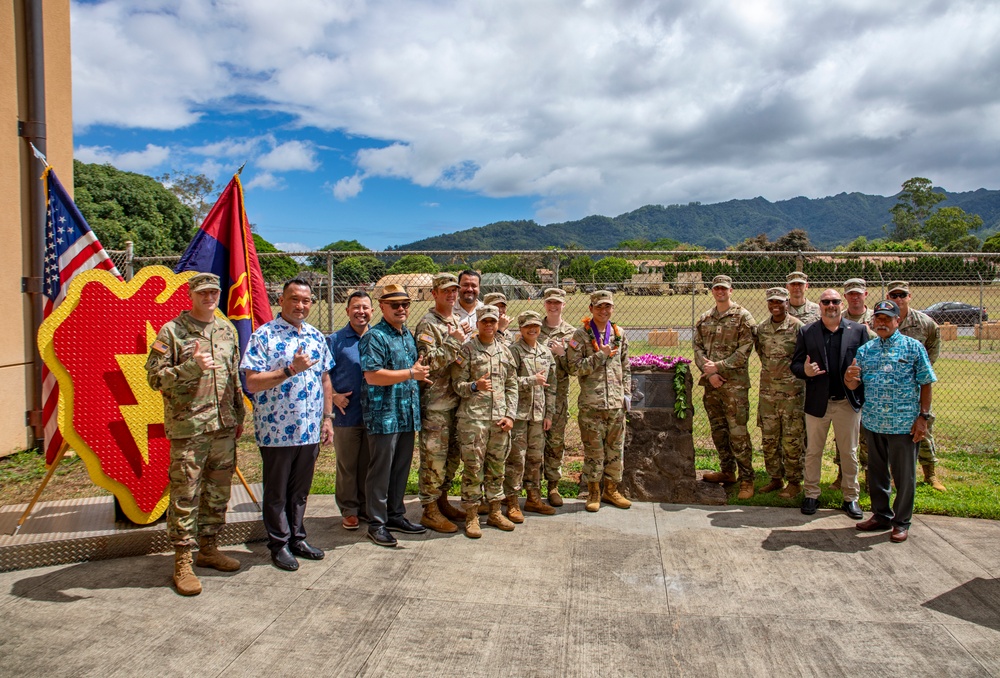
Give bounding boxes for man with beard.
[454,270,484,336]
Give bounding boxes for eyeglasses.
[388,301,411,310]
[888,292,908,299]
[820,299,842,306]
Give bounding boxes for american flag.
[41,168,122,464]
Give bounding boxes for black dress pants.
[260,443,319,552]
[865,430,918,529]
[366,431,415,529]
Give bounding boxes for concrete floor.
[0,497,998,677]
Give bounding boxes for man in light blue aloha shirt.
[242,278,334,571]
[845,299,936,544]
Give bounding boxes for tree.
[387,254,438,275]
[563,254,592,281]
[591,256,636,283]
[772,229,816,251]
[158,170,218,227]
[888,177,946,241]
[615,237,681,250]
[74,160,196,256]
[982,232,1000,253]
[922,206,983,249]
[308,239,369,269]
[941,235,981,252]
[335,256,386,285]
[252,234,300,281]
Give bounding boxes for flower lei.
[628,353,692,419]
[581,316,623,354]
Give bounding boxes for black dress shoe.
[367,525,398,548]
[271,545,299,571]
[841,500,863,520]
[290,540,325,560]
[386,517,427,534]
[800,497,819,515]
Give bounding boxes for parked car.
[922,301,988,326]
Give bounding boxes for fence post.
[327,251,335,333]
[124,241,134,281]
[979,272,984,352]
[689,284,696,336]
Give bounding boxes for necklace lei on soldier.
[581,316,623,354]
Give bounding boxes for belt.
[829,396,846,401]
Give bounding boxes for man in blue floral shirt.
[360,284,431,547]
[845,299,936,544]
[242,278,334,571]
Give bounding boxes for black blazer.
[790,319,869,417]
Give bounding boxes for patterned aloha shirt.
[359,318,422,435]
[854,330,936,435]
[240,315,333,447]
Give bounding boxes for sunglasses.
[388,301,411,310]
[820,299,842,306]
[888,292,909,299]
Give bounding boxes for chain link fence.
[121,248,1000,455]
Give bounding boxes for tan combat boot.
[777,482,801,499]
[737,480,755,500]
[478,498,490,515]
[547,483,564,507]
[702,470,737,484]
[759,478,784,494]
[195,535,241,572]
[601,481,632,509]
[420,501,458,533]
[524,488,557,515]
[174,548,202,596]
[437,491,466,521]
[831,467,843,491]
[585,482,601,512]
[922,463,947,492]
[505,495,525,523]
[487,500,516,531]
[464,506,482,539]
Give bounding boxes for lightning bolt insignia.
[114,321,164,464]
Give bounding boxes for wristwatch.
[323,413,335,421]
[471,383,478,392]
[919,412,931,420]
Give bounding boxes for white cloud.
[245,171,285,191]
[72,0,1000,220]
[74,143,170,171]
[272,242,312,253]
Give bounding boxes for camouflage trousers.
[167,428,236,549]
[542,396,569,486]
[703,382,753,481]
[757,389,805,483]
[505,419,545,496]
[578,406,625,484]
[417,408,462,504]
[456,418,510,507]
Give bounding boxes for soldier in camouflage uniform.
[539,287,576,506]
[694,275,758,499]
[787,271,821,325]
[483,292,513,346]
[889,280,946,491]
[567,290,632,512]
[414,273,468,533]
[753,287,805,498]
[452,305,519,538]
[505,311,558,520]
[145,273,245,596]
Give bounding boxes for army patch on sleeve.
[568,339,579,349]
[150,340,169,355]
[418,333,434,344]
[455,355,465,365]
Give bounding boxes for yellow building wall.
[0,0,73,455]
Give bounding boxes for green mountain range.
[397,188,1000,251]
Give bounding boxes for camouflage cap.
[432,272,459,290]
[711,275,732,289]
[887,280,910,293]
[786,271,808,284]
[765,286,789,301]
[477,304,500,321]
[483,292,508,307]
[379,283,410,301]
[590,290,614,305]
[189,272,221,292]
[844,278,867,293]
[873,299,900,318]
[543,287,566,302]
[517,310,543,327]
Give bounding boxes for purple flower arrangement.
[629,354,692,371]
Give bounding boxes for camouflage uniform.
[694,301,756,480]
[567,318,631,484]
[452,335,519,507]
[539,317,576,486]
[414,308,464,504]
[843,308,874,325]
[505,337,557,495]
[789,300,821,325]
[146,310,245,548]
[753,313,805,483]
[898,305,941,465]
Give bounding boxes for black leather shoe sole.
[290,543,325,560]
[367,530,398,548]
[386,519,427,534]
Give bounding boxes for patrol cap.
[873,299,900,318]
[379,283,410,301]
[765,286,789,301]
[432,272,459,290]
[590,290,614,306]
[786,271,808,284]
[543,287,566,302]
[844,278,867,293]
[517,310,543,327]
[711,275,732,289]
[477,305,500,321]
[887,280,910,294]
[483,292,508,307]
[189,272,221,293]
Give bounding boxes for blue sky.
[71,0,1000,251]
